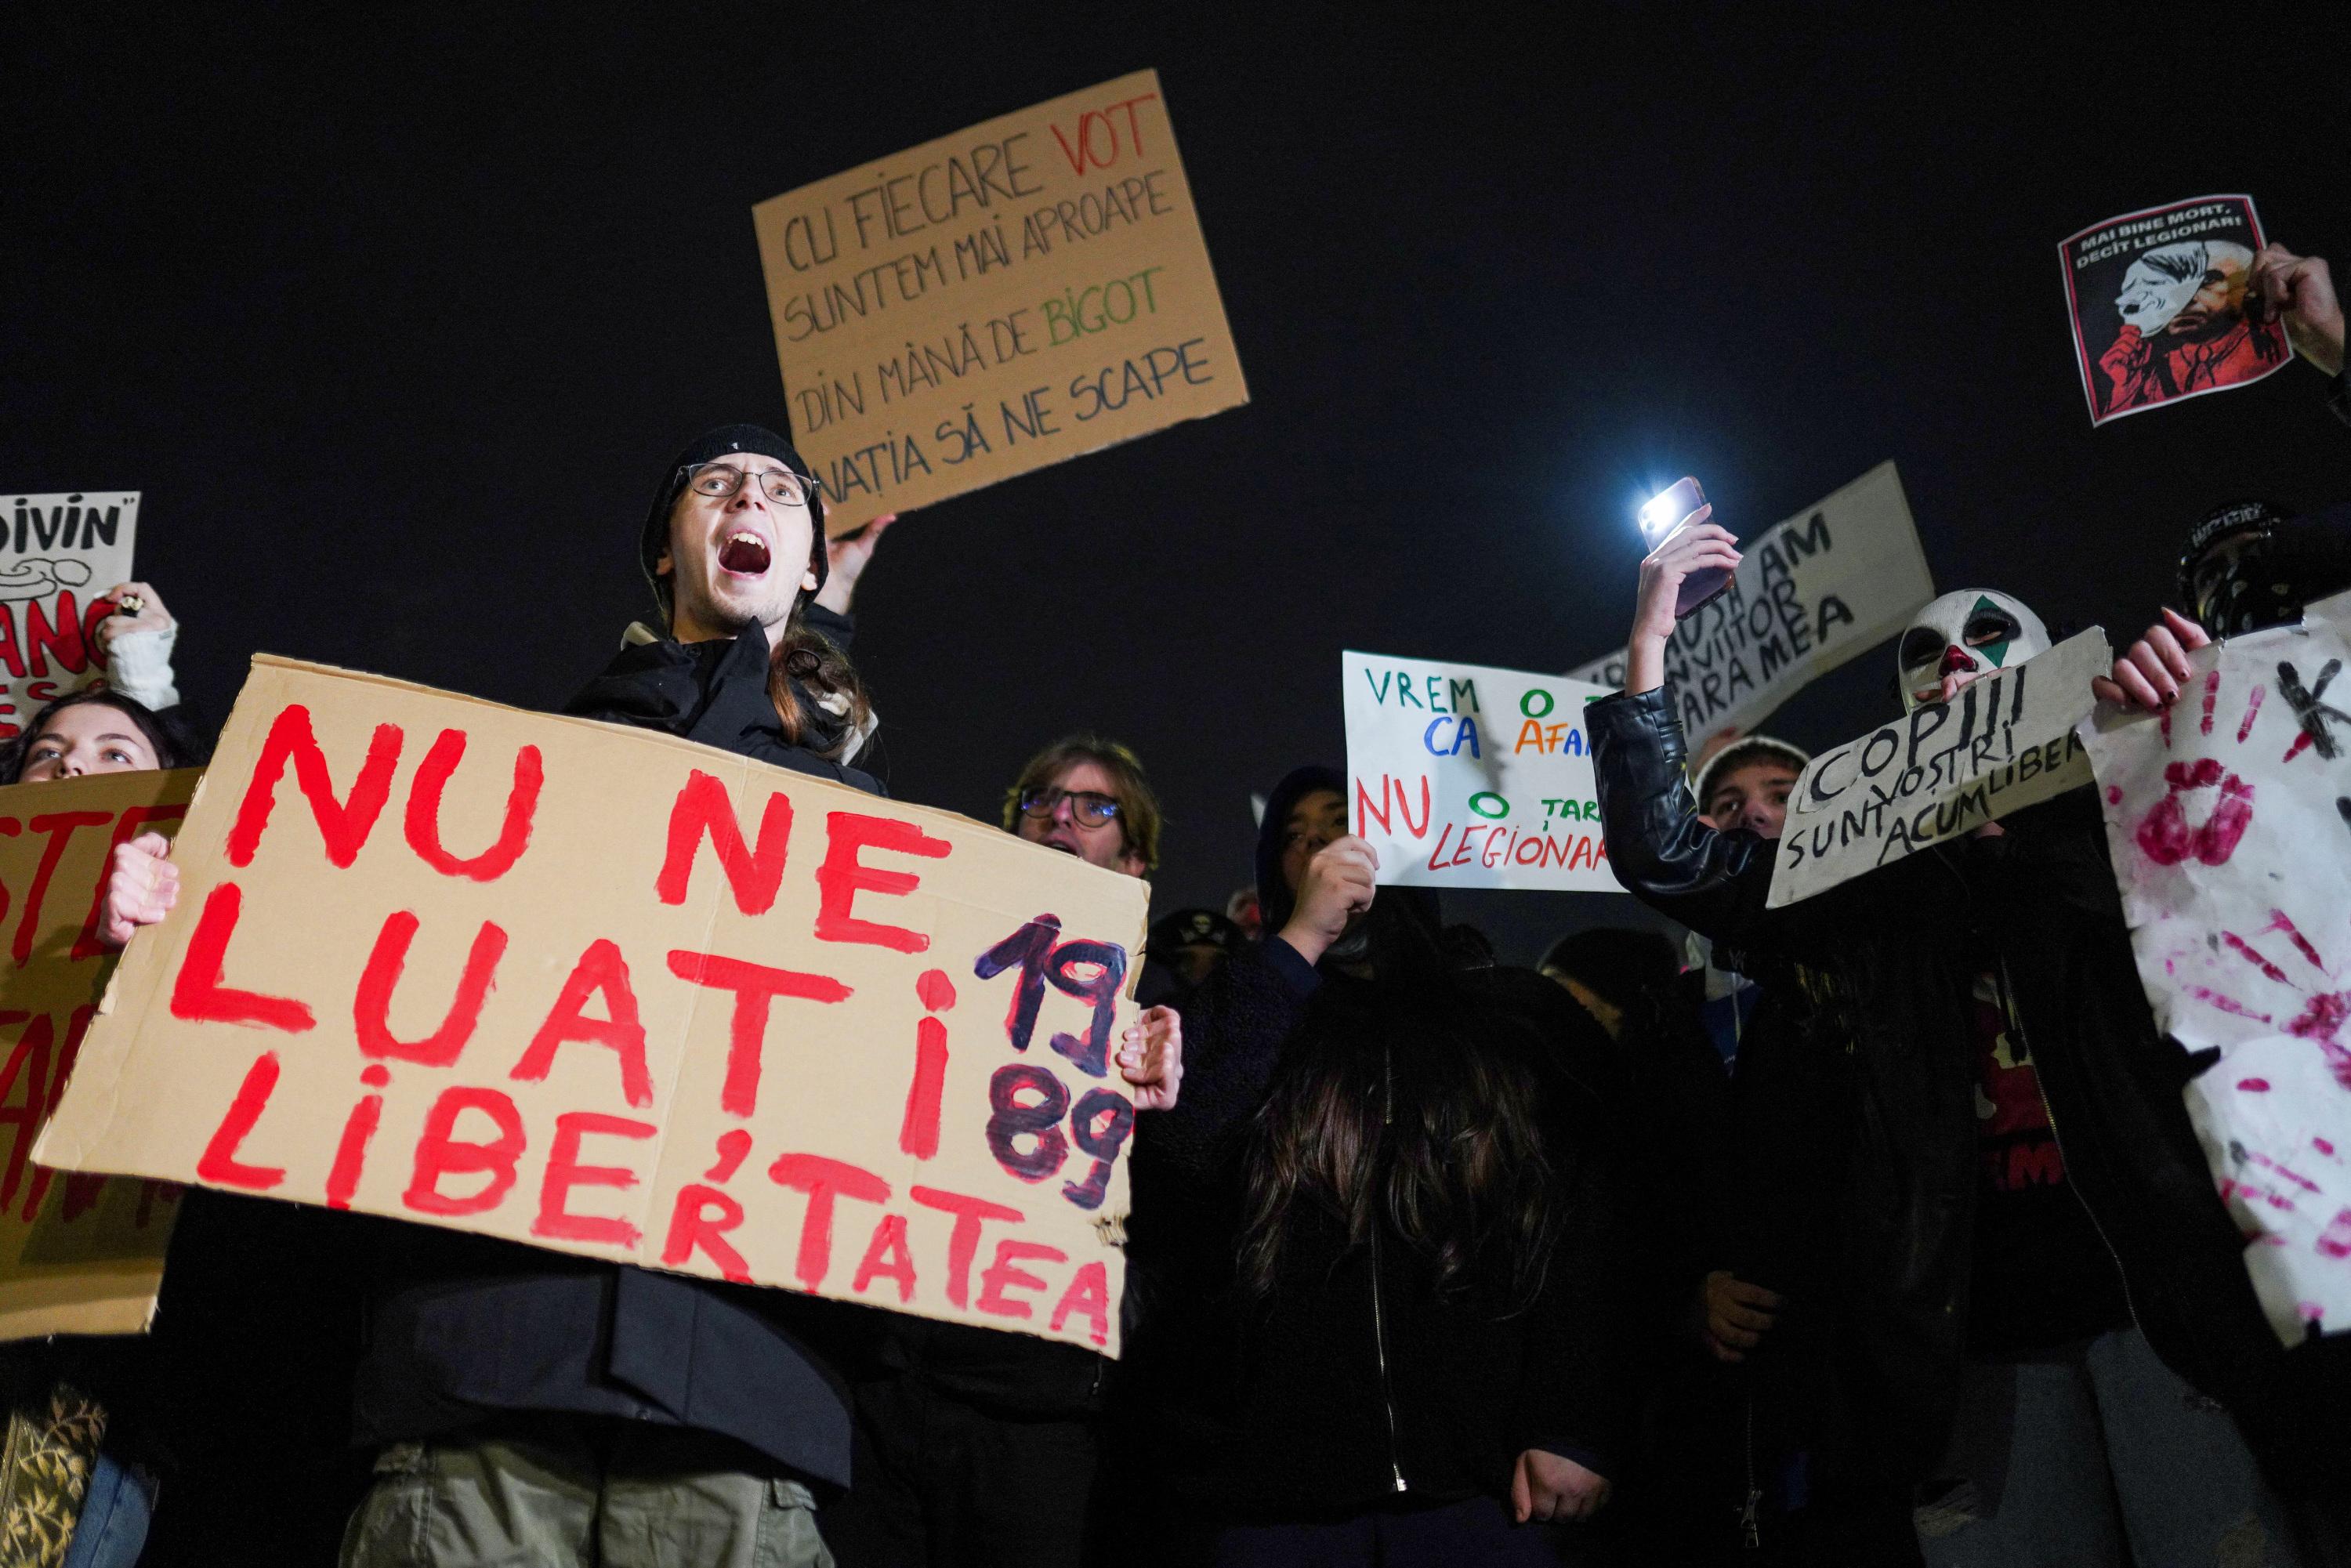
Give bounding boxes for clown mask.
[1896,590,2051,712]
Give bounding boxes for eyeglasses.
[679,462,819,509]
[1018,788,1122,828]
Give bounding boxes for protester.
[1121,766,1625,1566]
[0,686,201,1568]
[1144,908,1243,998]
[1594,516,2309,1564]
[824,732,1180,1568]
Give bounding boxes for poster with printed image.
[0,491,139,741]
[2059,196,2292,426]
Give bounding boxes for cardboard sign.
[2060,196,2292,427]
[38,659,1149,1353]
[1768,630,2110,908]
[2083,591,2351,1344]
[1342,652,1617,891]
[0,769,193,1342]
[752,71,1248,531]
[0,491,138,741]
[1563,463,1934,747]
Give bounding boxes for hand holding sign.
[101,831,178,948]
[2248,243,2345,376]
[1117,1005,1182,1112]
[1280,837,1378,965]
[2094,607,2212,711]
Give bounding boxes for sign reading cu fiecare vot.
[1342,652,1618,891]
[40,658,1150,1353]
[1767,630,2110,908]
[752,70,1248,531]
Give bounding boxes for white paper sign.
[1342,652,1617,891]
[1768,630,2110,908]
[0,491,139,741]
[1564,462,1934,743]
[2083,592,2351,1345]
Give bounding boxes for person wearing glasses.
[330,425,871,1566]
[824,735,1183,1568]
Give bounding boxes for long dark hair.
[766,607,871,755]
[0,688,188,784]
[1237,983,1564,1311]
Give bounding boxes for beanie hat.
[1691,734,1811,808]
[639,424,828,620]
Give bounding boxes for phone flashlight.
[1637,476,1730,617]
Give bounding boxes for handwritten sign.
[0,491,138,741]
[2059,195,2291,427]
[2083,589,2351,1344]
[752,70,1248,531]
[0,769,192,1342]
[1768,630,2110,908]
[38,659,1148,1353]
[1342,652,1617,891]
[1566,463,1934,745]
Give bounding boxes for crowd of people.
[2,245,2349,1567]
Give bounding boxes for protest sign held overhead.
[1342,651,1617,892]
[2083,590,2351,1344]
[1564,463,1934,747]
[752,71,1248,532]
[2060,195,2291,427]
[0,768,193,1342]
[39,659,1149,1353]
[1768,629,2109,908]
[0,491,138,741]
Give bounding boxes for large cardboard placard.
[752,70,1248,531]
[1565,463,1933,748]
[2059,195,2291,427]
[1342,652,1617,891]
[1768,631,2110,908]
[2083,591,2351,1344]
[0,769,193,1342]
[0,491,139,741]
[39,660,1149,1353]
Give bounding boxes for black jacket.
[1125,766,1627,1519]
[1590,686,2314,1483]
[351,615,875,1489]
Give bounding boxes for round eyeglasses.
[680,462,819,509]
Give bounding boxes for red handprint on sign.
[2136,757,2255,865]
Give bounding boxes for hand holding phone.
[1639,477,1733,616]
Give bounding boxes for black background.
[10,5,2351,965]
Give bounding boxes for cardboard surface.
[0,491,139,741]
[1565,463,1934,748]
[752,70,1248,530]
[2083,592,2351,1343]
[0,768,194,1342]
[2059,195,2291,427]
[1342,652,1617,892]
[1768,630,2109,908]
[39,660,1148,1353]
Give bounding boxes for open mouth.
[718,531,772,577]
[1040,836,1081,857]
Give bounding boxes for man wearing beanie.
[339,425,871,1566]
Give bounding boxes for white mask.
[2114,241,2253,338]
[1896,589,2050,712]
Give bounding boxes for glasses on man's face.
[1019,788,1121,829]
[680,462,818,509]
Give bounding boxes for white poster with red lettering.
[41,658,1148,1353]
[2084,589,2351,1345]
[0,491,138,740]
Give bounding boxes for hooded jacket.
[1589,686,2336,1489]
[1125,766,1627,1519]
[350,616,878,1490]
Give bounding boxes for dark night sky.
[10,6,2350,962]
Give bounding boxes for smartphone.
[1638,476,1731,617]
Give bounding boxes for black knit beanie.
[639,424,828,620]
